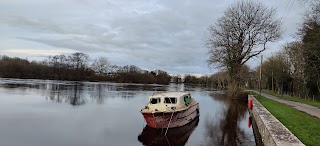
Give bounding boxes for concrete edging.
[248,95,305,146]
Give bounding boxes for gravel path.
[252,90,320,119]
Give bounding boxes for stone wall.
[248,95,305,146]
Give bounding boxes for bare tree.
[205,1,282,94]
[91,57,110,74]
[284,42,308,97]
[261,53,291,94]
[67,52,90,80]
[68,52,89,70]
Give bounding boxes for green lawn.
[251,92,320,146]
[262,89,320,108]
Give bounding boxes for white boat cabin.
[141,91,194,113]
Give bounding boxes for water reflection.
[46,83,143,105]
[0,79,255,146]
[203,93,253,146]
[69,85,85,106]
[46,84,86,106]
[138,117,199,146]
[0,79,174,106]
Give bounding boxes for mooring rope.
[161,112,164,135]
[165,110,174,136]
[165,135,171,146]
[152,112,157,128]
[164,97,176,136]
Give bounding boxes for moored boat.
[140,91,199,128]
[138,117,199,146]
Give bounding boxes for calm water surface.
[0,78,255,146]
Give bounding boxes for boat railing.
[152,91,167,95]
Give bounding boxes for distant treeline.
[0,52,171,84]
[172,65,256,90]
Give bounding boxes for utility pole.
[272,69,274,92]
[259,55,263,95]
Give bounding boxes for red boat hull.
[142,103,200,128]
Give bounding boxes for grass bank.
[251,92,320,146]
[262,89,320,108]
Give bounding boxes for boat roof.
[150,91,190,98]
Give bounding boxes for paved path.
[252,90,320,119]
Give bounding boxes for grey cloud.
[0,0,311,74]
[18,37,106,53]
[2,16,116,39]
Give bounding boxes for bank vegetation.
[0,52,171,84]
[257,1,320,100]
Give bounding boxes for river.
[0,78,255,146]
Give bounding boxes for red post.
[248,98,253,109]
[248,117,252,128]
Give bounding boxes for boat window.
[150,98,161,104]
[164,97,177,104]
[184,96,191,104]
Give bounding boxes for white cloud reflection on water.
[0,78,254,146]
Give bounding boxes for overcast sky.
[0,0,310,75]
